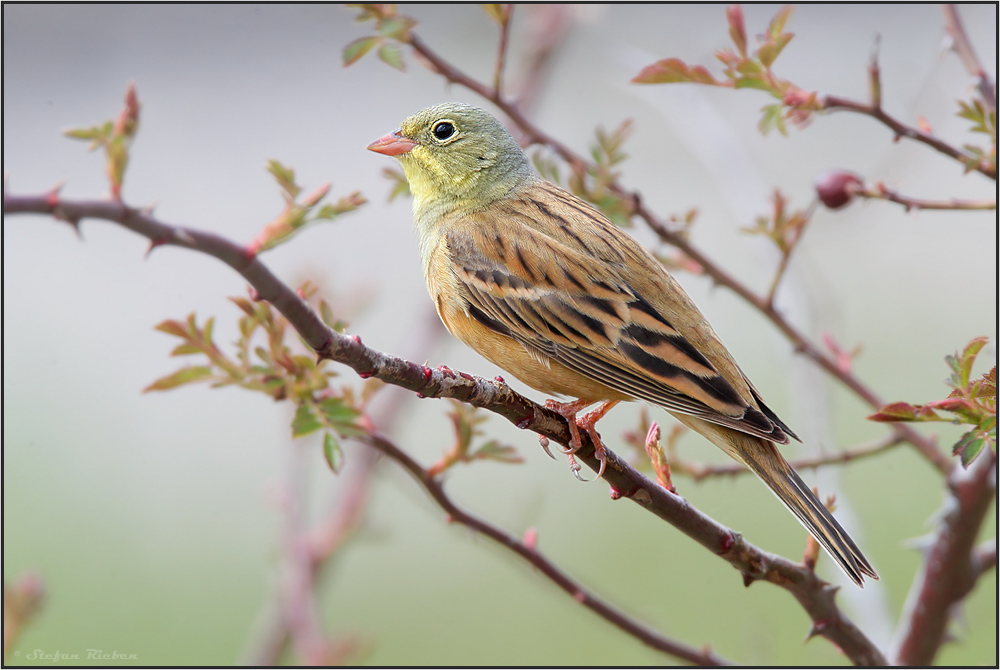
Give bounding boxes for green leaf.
[292,404,323,437]
[471,439,523,464]
[868,402,922,422]
[170,343,204,356]
[726,5,747,56]
[735,76,773,92]
[768,5,794,40]
[203,317,215,344]
[63,126,108,142]
[266,159,299,199]
[958,337,988,388]
[631,58,723,86]
[377,43,405,71]
[319,397,361,435]
[323,432,344,473]
[378,16,415,40]
[758,103,786,136]
[154,319,189,338]
[343,36,380,66]
[319,300,337,329]
[144,366,214,392]
[953,428,986,467]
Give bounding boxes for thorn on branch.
[807,618,831,640]
[144,237,169,258]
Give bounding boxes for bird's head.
[368,102,534,215]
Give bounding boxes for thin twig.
[4,193,887,665]
[511,5,572,114]
[766,201,817,307]
[820,94,995,179]
[891,449,997,665]
[942,4,997,114]
[405,32,953,476]
[358,428,729,665]
[492,4,513,97]
[673,435,905,482]
[859,185,996,211]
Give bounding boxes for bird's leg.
[577,400,619,479]
[545,398,595,454]
[544,399,618,480]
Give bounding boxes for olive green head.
[370,102,535,215]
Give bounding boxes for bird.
[368,102,877,586]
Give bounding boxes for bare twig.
[358,428,729,665]
[511,5,572,114]
[820,94,995,179]
[942,4,997,114]
[672,435,905,482]
[492,4,513,97]
[892,449,997,665]
[405,32,953,476]
[765,201,817,308]
[4,193,886,665]
[858,184,996,211]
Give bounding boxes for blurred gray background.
[4,4,996,665]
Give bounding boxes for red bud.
[815,170,862,209]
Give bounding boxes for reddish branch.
[243,311,448,665]
[942,4,997,114]
[892,449,997,666]
[858,185,996,212]
[673,435,904,482]
[405,32,953,476]
[357,427,728,665]
[819,94,995,179]
[4,193,887,665]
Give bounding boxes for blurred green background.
[3,4,996,666]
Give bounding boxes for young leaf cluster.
[426,400,521,477]
[343,4,416,71]
[531,121,636,227]
[869,337,996,467]
[247,160,366,254]
[956,98,997,175]
[632,6,817,135]
[742,189,810,254]
[63,84,141,199]
[145,287,365,473]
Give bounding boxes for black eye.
[432,121,455,141]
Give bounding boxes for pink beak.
[367,130,417,156]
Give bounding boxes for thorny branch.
[942,4,996,115]
[669,434,905,482]
[857,184,996,212]
[357,427,729,665]
[4,192,887,665]
[892,449,997,666]
[819,93,996,179]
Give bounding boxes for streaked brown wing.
[444,183,794,444]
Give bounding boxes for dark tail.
[741,439,878,586]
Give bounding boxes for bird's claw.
[567,453,588,482]
[544,398,616,482]
[538,435,556,460]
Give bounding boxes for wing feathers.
[446,181,796,444]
